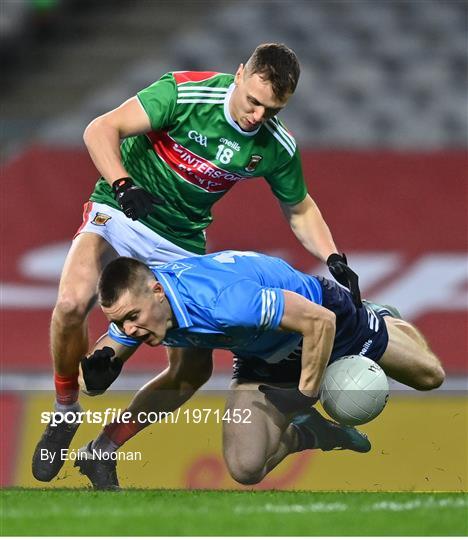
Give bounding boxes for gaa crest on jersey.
[245,155,263,172]
[91,212,112,226]
[188,130,208,148]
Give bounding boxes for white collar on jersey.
[224,83,261,137]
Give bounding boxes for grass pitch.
[1,489,466,536]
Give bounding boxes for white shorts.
[75,202,198,265]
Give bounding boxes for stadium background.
[1,0,467,491]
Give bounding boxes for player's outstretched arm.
[83,97,152,184]
[259,291,335,415]
[84,97,164,220]
[281,195,362,306]
[279,291,336,397]
[280,194,338,263]
[125,347,213,418]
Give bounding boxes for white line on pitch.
[233,496,467,514]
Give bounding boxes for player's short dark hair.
[98,257,153,308]
[245,43,300,100]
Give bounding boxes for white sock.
[54,401,82,414]
[92,432,120,454]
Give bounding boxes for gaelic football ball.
[319,355,389,426]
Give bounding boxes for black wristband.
[112,177,134,195]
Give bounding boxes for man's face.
[229,64,291,131]
[102,281,172,347]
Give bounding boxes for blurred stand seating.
[1,0,467,155]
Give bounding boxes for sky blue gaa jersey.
[109,250,322,361]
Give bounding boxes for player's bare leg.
[379,317,445,391]
[222,382,295,485]
[51,233,119,375]
[388,317,434,352]
[75,348,213,489]
[223,381,370,486]
[32,232,119,481]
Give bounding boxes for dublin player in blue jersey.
[75,251,444,489]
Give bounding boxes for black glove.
[80,347,124,396]
[258,385,317,414]
[112,177,164,220]
[327,252,362,308]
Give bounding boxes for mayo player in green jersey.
[32,43,362,483]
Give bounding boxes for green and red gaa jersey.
[90,71,307,254]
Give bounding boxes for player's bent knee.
[226,462,265,485]
[413,361,445,391]
[53,293,95,325]
[419,364,445,391]
[224,451,265,485]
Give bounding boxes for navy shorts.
[232,277,389,384]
